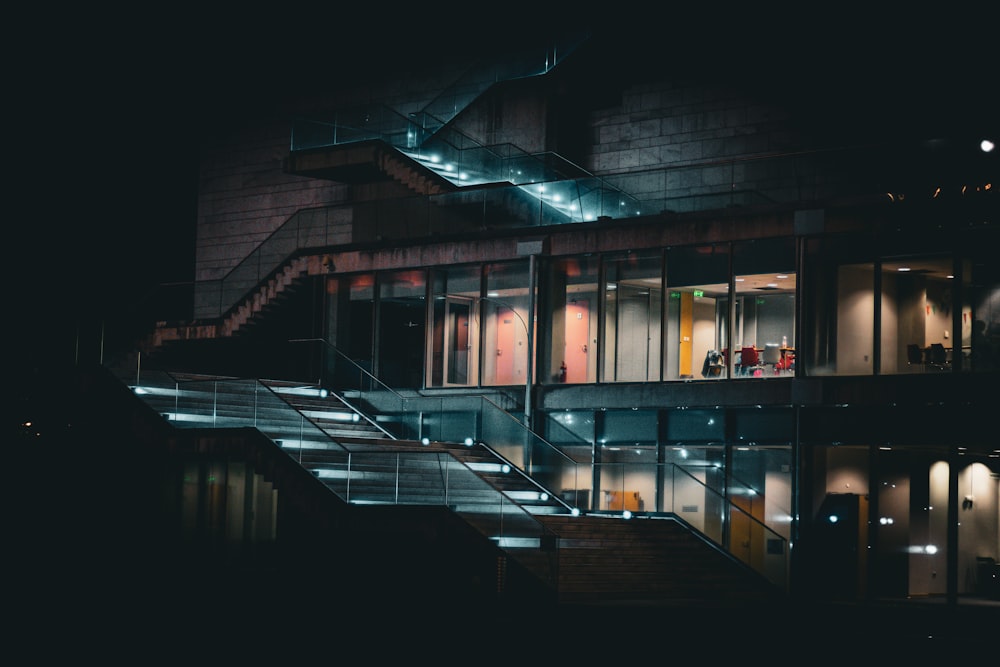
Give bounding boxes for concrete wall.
[582,77,800,200]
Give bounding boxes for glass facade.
[483,261,532,387]
[801,234,875,376]
[541,255,600,384]
[315,231,999,604]
[665,244,728,380]
[328,232,1000,387]
[603,251,663,382]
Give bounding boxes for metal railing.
[112,362,559,585]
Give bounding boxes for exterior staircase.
[149,256,310,351]
[104,362,782,605]
[261,378,570,516]
[262,379,393,441]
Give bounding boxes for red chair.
[739,346,759,375]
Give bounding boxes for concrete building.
[50,28,998,619]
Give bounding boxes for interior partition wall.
[732,238,797,378]
[801,233,877,376]
[602,250,663,382]
[539,255,600,385]
[482,260,532,387]
[665,244,730,380]
[428,265,482,388]
[880,255,956,374]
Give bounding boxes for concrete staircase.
[149,256,310,351]
[262,379,392,441]
[262,378,570,516]
[107,363,783,605]
[540,514,780,604]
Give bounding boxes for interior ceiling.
[609,272,797,297]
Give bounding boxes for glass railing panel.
[494,149,551,185]
[403,135,506,188]
[436,457,548,542]
[419,32,589,127]
[420,398,478,444]
[294,206,343,248]
[298,446,353,497]
[478,398,583,510]
[313,339,578,511]
[592,462,658,514]
[219,248,263,316]
[670,463,725,544]
[290,118,338,151]
[290,105,414,150]
[339,450,555,579]
[257,224,300,276]
[424,186,514,232]
[538,411,595,510]
[126,369,183,417]
[331,450,449,505]
[318,340,425,440]
[112,354,558,583]
[669,463,788,589]
[726,501,789,589]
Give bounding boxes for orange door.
[565,300,590,383]
[495,306,518,385]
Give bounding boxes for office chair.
[739,346,760,376]
[701,349,723,378]
[762,343,782,374]
[928,343,949,370]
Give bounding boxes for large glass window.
[729,408,793,538]
[801,234,876,376]
[662,408,727,535]
[966,227,1000,372]
[602,251,663,382]
[544,409,597,511]
[880,256,955,374]
[482,261,531,387]
[665,245,729,380]
[377,269,427,388]
[540,255,600,384]
[428,266,481,387]
[595,410,658,513]
[324,273,377,388]
[732,238,796,378]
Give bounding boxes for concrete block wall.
[583,78,800,203]
[192,62,472,319]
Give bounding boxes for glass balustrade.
[110,353,787,590]
[113,359,558,586]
